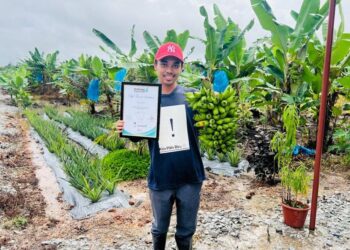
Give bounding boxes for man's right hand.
[115,120,124,133]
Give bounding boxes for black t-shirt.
[147,85,206,190]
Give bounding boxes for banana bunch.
[185,85,238,153]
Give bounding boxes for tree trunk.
[89,103,96,115]
[314,92,338,152]
[323,92,338,152]
[106,94,115,117]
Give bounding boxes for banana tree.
[78,55,116,116]
[55,55,107,114]
[0,66,32,107]
[301,2,350,149]
[250,0,339,125]
[191,4,260,128]
[56,58,85,104]
[93,26,154,116]
[93,26,153,83]
[143,28,192,84]
[143,28,192,56]
[197,4,254,83]
[24,48,59,86]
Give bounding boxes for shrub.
[102,149,150,181]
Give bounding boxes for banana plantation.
[0,0,349,249]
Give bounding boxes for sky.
[1,0,349,66]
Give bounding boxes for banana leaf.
[221,20,254,62]
[92,28,125,56]
[164,30,177,43]
[331,34,350,65]
[337,76,350,89]
[91,56,103,78]
[291,0,338,52]
[337,2,344,40]
[129,25,137,58]
[213,3,227,31]
[290,0,320,50]
[177,30,190,50]
[143,31,159,54]
[250,0,291,53]
[200,6,218,69]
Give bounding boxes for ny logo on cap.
[167,45,175,53]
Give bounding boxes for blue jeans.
[149,183,202,238]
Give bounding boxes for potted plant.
[280,163,311,228]
[270,105,311,228]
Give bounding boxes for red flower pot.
[281,202,309,228]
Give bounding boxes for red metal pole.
[309,0,336,230]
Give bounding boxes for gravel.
[36,190,350,250]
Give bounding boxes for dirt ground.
[1,89,350,250]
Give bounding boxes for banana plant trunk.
[106,93,115,117]
[323,91,339,151]
[89,103,96,115]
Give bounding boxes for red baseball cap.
[155,42,184,62]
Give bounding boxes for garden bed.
[1,89,350,249]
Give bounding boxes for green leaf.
[337,2,344,40]
[296,82,309,98]
[113,61,150,70]
[274,48,286,73]
[300,0,340,48]
[72,66,89,76]
[78,54,86,67]
[229,36,245,72]
[230,77,264,85]
[0,75,7,83]
[222,20,254,61]
[91,56,103,78]
[223,21,238,45]
[331,34,350,65]
[250,0,290,53]
[290,10,299,21]
[213,4,227,31]
[107,66,122,79]
[322,21,328,43]
[190,35,206,44]
[200,5,218,69]
[128,25,137,58]
[164,29,178,43]
[15,76,23,86]
[337,75,350,89]
[282,94,295,104]
[92,28,124,55]
[292,0,320,37]
[177,30,190,50]
[143,31,159,54]
[265,65,284,82]
[199,5,208,17]
[306,40,323,68]
[290,0,335,52]
[332,106,342,117]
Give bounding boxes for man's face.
[154,56,183,86]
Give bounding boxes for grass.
[3,216,28,230]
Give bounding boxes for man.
[116,42,205,250]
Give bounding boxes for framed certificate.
[120,82,161,139]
